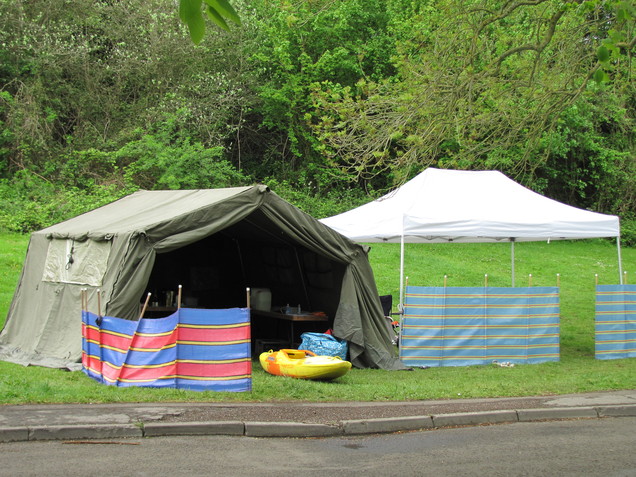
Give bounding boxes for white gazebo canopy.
[321,168,622,306]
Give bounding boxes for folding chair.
[379,295,400,345]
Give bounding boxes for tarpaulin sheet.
[82,307,251,392]
[595,285,636,360]
[400,286,560,367]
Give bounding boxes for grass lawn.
[0,233,634,404]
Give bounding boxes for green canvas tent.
[0,186,406,370]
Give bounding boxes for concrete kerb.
[431,409,519,428]
[1,403,635,442]
[596,405,636,417]
[0,427,29,443]
[29,423,143,441]
[143,421,245,437]
[245,422,341,438]
[342,416,434,435]
[517,406,599,422]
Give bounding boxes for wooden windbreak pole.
[556,273,561,288]
[595,273,599,286]
[528,274,533,287]
[624,271,629,285]
[81,288,87,312]
[484,274,488,287]
[443,275,447,287]
[139,292,151,319]
[96,289,102,318]
[177,284,182,310]
[246,287,251,308]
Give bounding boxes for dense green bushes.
[0,170,125,233]
[0,0,634,236]
[621,218,636,247]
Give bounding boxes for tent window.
[42,239,111,286]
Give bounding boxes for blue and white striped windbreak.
[400,286,560,367]
[595,285,636,360]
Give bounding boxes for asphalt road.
[2,417,635,477]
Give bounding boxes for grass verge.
[0,233,634,404]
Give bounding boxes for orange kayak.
[259,349,351,380]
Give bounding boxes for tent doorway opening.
[141,212,346,353]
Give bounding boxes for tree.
[311,0,635,188]
[218,0,404,194]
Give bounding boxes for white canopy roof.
[321,168,620,243]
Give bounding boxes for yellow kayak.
[259,349,352,380]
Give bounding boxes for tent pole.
[399,233,405,312]
[510,238,515,287]
[294,247,311,309]
[617,235,624,285]
[234,238,247,283]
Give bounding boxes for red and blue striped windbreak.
[400,286,560,367]
[82,307,251,392]
[595,284,636,360]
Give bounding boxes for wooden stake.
[97,289,102,318]
[246,287,251,308]
[177,284,182,309]
[139,292,151,319]
[528,274,533,287]
[484,274,488,287]
[556,273,561,288]
[443,275,447,287]
[624,271,628,285]
[595,273,599,286]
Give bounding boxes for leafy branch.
[179,0,241,44]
